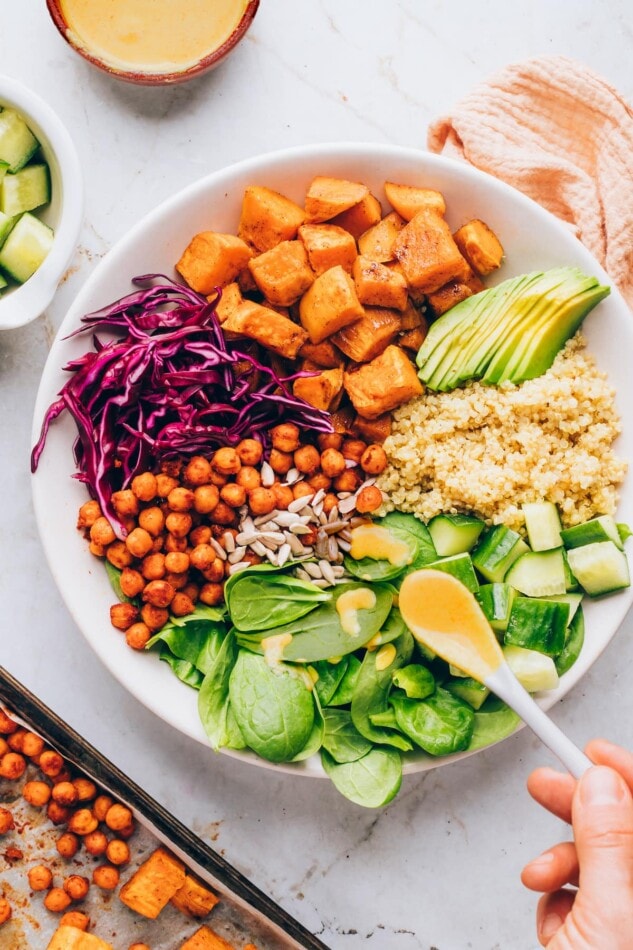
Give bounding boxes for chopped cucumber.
[445,677,490,710]
[562,548,580,591]
[503,645,559,692]
[476,583,515,635]
[424,552,479,593]
[0,271,7,291]
[0,161,8,183]
[561,515,623,551]
[504,548,567,596]
[472,525,529,583]
[619,523,633,544]
[555,607,585,676]
[522,501,562,551]
[0,163,50,217]
[566,541,630,596]
[427,513,485,556]
[0,108,39,172]
[0,210,17,247]
[540,592,583,624]
[505,597,570,656]
[0,212,54,283]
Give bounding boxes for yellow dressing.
[398,569,503,684]
[336,587,376,636]
[261,632,292,668]
[375,643,397,671]
[350,524,412,567]
[59,0,248,74]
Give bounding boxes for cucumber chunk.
[566,541,630,596]
[476,583,515,634]
[505,597,570,656]
[424,552,479,593]
[0,108,39,172]
[0,212,54,283]
[445,677,490,710]
[0,163,50,217]
[503,645,559,693]
[427,513,485,556]
[504,548,567,596]
[522,501,562,551]
[472,525,529,583]
[0,161,8,184]
[555,607,585,676]
[540,592,583,624]
[561,515,623,551]
[0,210,17,248]
[0,271,7,291]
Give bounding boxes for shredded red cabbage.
[32,275,332,535]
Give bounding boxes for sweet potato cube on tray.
[333,306,402,363]
[453,218,504,275]
[293,365,344,410]
[299,264,364,343]
[329,192,382,238]
[223,300,308,359]
[384,181,446,220]
[353,411,392,443]
[238,185,305,252]
[344,344,423,418]
[47,928,114,950]
[119,846,186,919]
[248,240,314,306]
[298,223,357,275]
[305,175,369,223]
[298,338,344,368]
[211,281,243,323]
[399,324,428,352]
[180,926,236,949]
[393,209,469,293]
[352,255,408,310]
[176,232,253,295]
[357,211,405,262]
[171,873,220,918]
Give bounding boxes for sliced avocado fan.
[416,267,610,391]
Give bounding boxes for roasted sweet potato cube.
[399,323,428,352]
[329,193,382,239]
[353,412,392,443]
[453,219,504,275]
[352,256,408,311]
[305,176,369,223]
[119,847,186,919]
[170,874,220,918]
[298,223,357,275]
[180,926,235,950]
[293,366,344,410]
[333,306,402,363]
[344,344,423,418]
[393,210,470,293]
[47,928,114,950]
[384,181,446,220]
[426,269,484,316]
[330,404,355,434]
[238,186,305,252]
[399,297,424,330]
[298,338,344,368]
[357,211,405,262]
[223,300,307,359]
[299,265,364,344]
[211,282,243,323]
[248,240,314,306]
[176,233,253,295]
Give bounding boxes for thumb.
[573,765,633,900]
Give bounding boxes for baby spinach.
[292,698,325,762]
[380,511,438,570]
[322,709,373,763]
[148,616,227,676]
[321,747,402,808]
[312,657,349,706]
[228,651,315,762]
[351,630,414,751]
[159,648,204,690]
[392,664,435,700]
[391,687,474,756]
[328,655,361,706]
[198,630,239,751]
[469,696,520,751]
[226,571,331,632]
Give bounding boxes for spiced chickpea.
[68,808,99,836]
[165,512,193,539]
[155,473,178,497]
[77,499,102,529]
[292,481,314,500]
[307,473,332,492]
[23,780,51,807]
[167,486,195,512]
[110,603,139,631]
[0,739,9,758]
[171,593,196,617]
[199,582,224,606]
[0,807,14,834]
[189,525,212,546]
[140,604,169,632]
[111,489,139,518]
[73,778,97,802]
[271,423,300,453]
[294,444,321,475]
[221,482,247,508]
[269,449,293,475]
[63,874,90,901]
[141,552,166,581]
[89,541,105,559]
[0,752,26,779]
[248,487,277,516]
[47,801,71,825]
[190,544,216,572]
[7,728,25,751]
[83,830,108,856]
[183,455,212,486]
[39,749,64,777]
[209,469,229,487]
[52,781,78,807]
[271,483,294,510]
[182,582,200,602]
[126,623,151,651]
[320,448,346,478]
[56,832,80,858]
[125,527,154,559]
[322,493,339,515]
[342,439,367,463]
[55,768,73,785]
[236,438,263,466]
[333,470,362,493]
[131,471,158,502]
[200,559,225,584]
[45,887,72,913]
[60,911,90,931]
[22,732,45,758]
[90,517,116,547]
[0,710,18,734]
[129,944,151,950]
[28,865,53,891]
[138,506,165,537]
[193,484,220,515]
[106,541,133,570]
[210,501,237,525]
[162,552,187,574]
[355,485,384,513]
[142,579,175,608]
[116,822,136,840]
[164,533,188,554]
[236,466,261,491]
[105,803,133,831]
[317,432,343,451]
[0,897,11,925]
[92,795,113,822]
[164,571,189,591]
[360,444,388,475]
[212,446,241,476]
[120,568,145,599]
[106,839,131,866]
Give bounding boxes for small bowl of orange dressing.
[46,0,260,85]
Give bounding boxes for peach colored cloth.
[428,56,633,308]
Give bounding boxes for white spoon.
[398,569,591,778]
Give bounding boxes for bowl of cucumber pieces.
[0,76,83,330]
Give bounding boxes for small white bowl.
[0,76,83,330]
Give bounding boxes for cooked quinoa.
[378,333,627,531]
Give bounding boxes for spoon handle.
[485,662,592,779]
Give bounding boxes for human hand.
[522,739,633,948]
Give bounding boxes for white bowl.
[31,143,633,778]
[0,76,83,330]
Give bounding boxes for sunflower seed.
[288,494,313,513]
[313,502,324,518]
[312,488,326,506]
[284,467,301,485]
[259,460,275,487]
[285,533,307,556]
[236,530,258,545]
[319,559,337,585]
[254,511,280,526]
[289,523,313,536]
[339,528,352,542]
[338,495,358,515]
[350,516,369,528]
[248,539,266,557]
[228,561,249,575]
[337,491,352,499]
[209,538,227,560]
[318,511,329,526]
[274,511,302,528]
[328,504,340,522]
[303,562,323,579]
[228,546,247,564]
[323,520,349,534]
[295,568,313,582]
[223,531,236,553]
[332,565,346,577]
[328,536,341,562]
[276,543,292,567]
[258,531,286,544]
[311,578,330,589]
[315,533,329,558]
[344,458,358,468]
[337,538,351,552]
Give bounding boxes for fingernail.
[541,912,563,941]
[580,766,627,805]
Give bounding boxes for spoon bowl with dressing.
[398,569,592,778]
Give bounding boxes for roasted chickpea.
[341,439,367,463]
[317,432,343,451]
[322,493,339,515]
[320,448,346,478]
[139,552,164,581]
[333,470,362,493]
[28,864,53,891]
[92,795,113,823]
[39,749,64,777]
[111,489,139,518]
[105,541,133,571]
[0,807,14,834]
[236,438,263,466]
[22,781,51,810]
[212,446,241,476]
[271,423,301,453]
[125,527,154,559]
[7,728,26,751]
[0,739,9,757]
[189,544,216,572]
[105,803,133,831]
[140,604,169,632]
[77,499,102,529]
[47,802,72,826]
[110,602,139,631]
[355,485,384,513]
[209,469,229,487]
[199,583,224,606]
[68,808,99,837]
[181,582,200,602]
[45,887,72,913]
[162,552,188,574]
[165,512,193,538]
[92,865,120,891]
[167,486,195,512]
[138,506,165,537]
[193,484,220,515]
[119,568,145,600]
[131,471,158,502]
[269,449,293,475]
[293,444,321,475]
[73,778,97,802]
[126,623,151,650]
[52,781,78,807]
[83,830,108,856]
[360,444,388,475]
[21,732,45,758]
[164,571,189,591]
[63,874,90,901]
[56,832,80,859]
[188,528,210,549]
[0,752,26,780]
[0,710,18,734]
[90,517,116,547]
[164,533,188,553]
[116,822,136,840]
[200,558,225,583]
[209,501,237,525]
[292,481,314,500]
[89,541,105,559]
[142,579,175,608]
[247,487,277,516]
[106,839,131,866]
[60,911,90,931]
[155,474,178,497]
[236,466,261,491]
[182,455,212,486]
[220,483,247,508]
[307,473,332,492]
[0,897,11,925]
[271,483,294,510]
[170,593,196,617]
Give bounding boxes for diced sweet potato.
[393,210,470,293]
[399,297,424,330]
[298,338,344,368]
[293,366,344,410]
[352,255,408,310]
[211,282,243,323]
[453,219,504,275]
[329,193,382,239]
[248,240,314,306]
[176,233,253,295]
[344,344,423,418]
[305,176,369,223]
[353,412,392,443]
[180,926,235,950]
[238,186,305,252]
[170,874,220,918]
[357,211,405,262]
[47,928,114,950]
[399,324,428,352]
[299,265,364,344]
[298,223,357,275]
[426,269,484,316]
[384,182,446,220]
[333,306,402,363]
[119,847,186,919]
[223,300,308,359]
[329,404,355,434]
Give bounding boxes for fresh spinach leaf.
[392,664,435,699]
[555,606,585,676]
[380,511,438,569]
[321,747,402,808]
[197,630,239,751]
[343,553,411,583]
[469,696,520,751]
[224,703,247,750]
[351,631,414,751]
[169,604,227,627]
[368,607,407,647]
[391,687,474,756]
[322,709,373,763]
[292,695,325,762]
[147,619,226,675]
[312,658,349,706]
[226,572,331,632]
[328,655,361,706]
[159,648,204,689]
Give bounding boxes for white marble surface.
[2,3,633,948]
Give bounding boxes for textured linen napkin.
[427,55,633,308]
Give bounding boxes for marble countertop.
[2,3,633,948]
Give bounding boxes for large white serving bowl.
[31,143,633,778]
